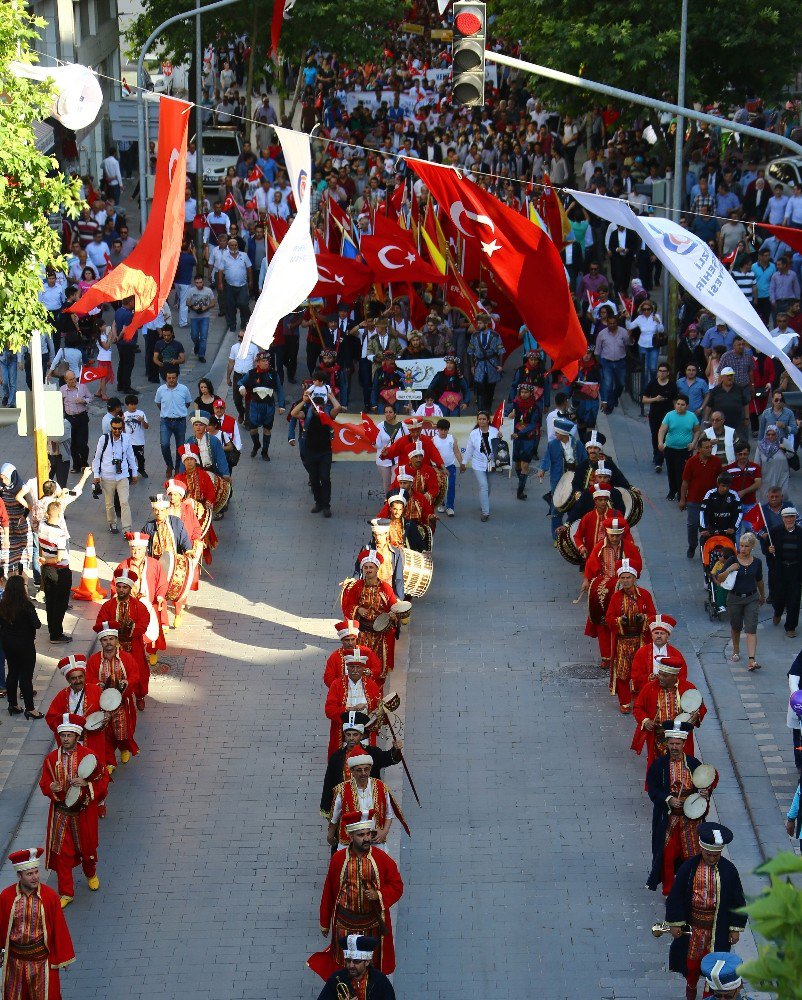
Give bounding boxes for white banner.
[572,191,802,391]
[239,127,316,356]
[343,90,417,117]
[395,357,447,390]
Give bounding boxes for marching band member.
[86,623,140,766]
[0,848,75,998]
[632,655,705,775]
[567,461,628,521]
[45,656,107,765]
[324,622,382,688]
[38,713,109,907]
[140,493,194,629]
[391,444,440,505]
[174,444,218,565]
[378,477,433,548]
[94,569,150,712]
[164,478,205,609]
[327,751,409,849]
[320,711,403,820]
[572,485,614,561]
[117,529,168,669]
[379,415,444,470]
[605,558,656,713]
[308,810,403,980]
[571,429,631,493]
[341,550,399,680]
[315,935,396,1000]
[324,655,382,759]
[699,952,753,1000]
[380,490,425,554]
[631,614,688,697]
[363,519,405,604]
[645,721,708,896]
[665,823,747,1000]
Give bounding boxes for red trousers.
[613,677,632,709]
[50,843,96,897]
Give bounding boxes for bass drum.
[161,549,197,605]
[208,472,232,518]
[196,500,214,539]
[622,487,644,527]
[553,471,578,513]
[402,547,433,598]
[588,574,614,626]
[433,469,448,508]
[555,522,582,566]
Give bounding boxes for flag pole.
[760,502,773,549]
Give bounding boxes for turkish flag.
[312,402,336,428]
[758,222,802,255]
[221,193,237,212]
[408,159,585,380]
[360,235,446,284]
[247,166,262,182]
[311,251,374,298]
[536,175,570,250]
[388,178,406,221]
[66,98,191,341]
[331,420,377,455]
[586,289,604,309]
[742,503,767,533]
[269,0,285,56]
[79,364,106,384]
[373,212,412,244]
[446,264,480,323]
[490,400,505,430]
[358,413,380,446]
[192,213,208,230]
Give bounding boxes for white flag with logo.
[239,126,316,356]
[572,191,802,391]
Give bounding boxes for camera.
[92,483,101,499]
[113,458,123,475]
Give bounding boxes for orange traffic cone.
[72,534,108,602]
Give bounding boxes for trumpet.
[336,982,353,1000]
[651,921,688,937]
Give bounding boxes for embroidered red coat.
[0,883,75,999]
[39,745,109,870]
[45,683,107,764]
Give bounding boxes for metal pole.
[668,0,688,372]
[194,0,204,263]
[136,0,241,231]
[29,335,49,493]
[484,50,802,159]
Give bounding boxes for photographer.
[90,416,138,534]
[289,374,341,518]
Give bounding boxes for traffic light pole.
[484,51,802,159]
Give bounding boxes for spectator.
[679,437,722,557]
[90,415,138,534]
[641,361,677,472]
[153,325,187,380]
[123,394,148,479]
[594,314,629,414]
[703,368,750,432]
[0,575,42,718]
[770,256,800,319]
[658,394,701,501]
[186,273,217,364]
[218,238,252,333]
[38,499,72,644]
[713,531,764,669]
[59,368,93,471]
[154,370,193,477]
[676,362,709,416]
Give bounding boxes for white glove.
[238,385,246,396]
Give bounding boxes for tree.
[492,0,802,113]
[738,851,802,1000]
[0,2,83,351]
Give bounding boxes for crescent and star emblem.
[168,148,180,183]
[317,265,345,286]
[449,200,496,237]
[377,244,418,269]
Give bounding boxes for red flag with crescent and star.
[66,98,191,340]
[359,235,446,284]
[311,252,374,299]
[408,159,586,380]
[331,419,379,455]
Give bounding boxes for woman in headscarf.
[755,424,791,501]
[0,465,30,575]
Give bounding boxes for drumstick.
[572,585,586,604]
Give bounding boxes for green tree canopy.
[492,0,802,113]
[0,1,82,351]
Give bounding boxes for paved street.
[0,325,793,998]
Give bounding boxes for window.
[768,161,797,185]
[79,0,91,40]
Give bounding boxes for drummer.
[571,429,631,494]
[323,654,382,758]
[582,515,642,674]
[320,711,403,820]
[94,570,151,713]
[605,558,656,713]
[117,529,168,670]
[340,549,400,681]
[538,418,588,540]
[567,461,627,522]
[632,654,705,774]
[572,486,616,562]
[380,415,445,471]
[164,477,205,615]
[391,444,440,505]
[45,655,107,767]
[140,494,193,630]
[362,518,405,605]
[87,622,140,768]
[324,621,382,688]
[174,444,218,566]
[38,712,109,906]
[645,720,709,895]
[378,478,432,550]
[631,614,689,697]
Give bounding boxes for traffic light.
[452,1,486,107]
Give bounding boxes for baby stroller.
[702,534,737,621]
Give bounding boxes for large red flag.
[758,223,802,255]
[360,235,446,284]
[67,98,191,339]
[311,252,374,299]
[408,160,585,380]
[269,0,285,56]
[446,264,481,323]
[481,270,523,356]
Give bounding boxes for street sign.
[15,389,65,437]
[396,390,422,401]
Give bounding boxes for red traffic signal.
[452,1,486,107]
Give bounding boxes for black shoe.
[49,635,73,644]
[322,507,332,518]
[261,452,270,461]
[251,444,259,457]
[686,546,696,559]
[139,471,149,479]
[654,465,663,473]
[199,356,206,363]
[666,493,677,501]
[311,503,324,513]
[7,705,22,716]
[516,490,527,500]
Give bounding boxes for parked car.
[194,127,243,191]
[766,155,802,195]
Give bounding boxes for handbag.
[787,451,801,472]
[491,437,510,470]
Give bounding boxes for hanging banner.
[239,126,316,356]
[572,191,802,391]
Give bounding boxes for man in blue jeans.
[154,369,192,477]
[185,274,216,364]
[594,314,630,414]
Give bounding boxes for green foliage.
[127,0,405,76]
[738,851,802,999]
[492,0,802,113]
[0,1,83,351]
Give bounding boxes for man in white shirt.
[267,190,290,220]
[91,416,138,534]
[85,231,111,273]
[184,189,197,225]
[102,148,123,204]
[227,329,258,423]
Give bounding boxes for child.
[101,396,123,434]
[433,418,464,517]
[414,391,444,421]
[124,394,149,478]
[785,777,801,847]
